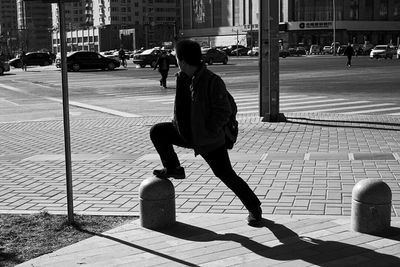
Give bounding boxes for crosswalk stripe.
[302,103,394,113]
[281,101,371,111]
[342,106,400,114]
[280,96,327,102]
[280,98,347,106]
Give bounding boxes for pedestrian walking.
[150,40,262,226]
[153,50,170,89]
[343,42,354,67]
[20,51,27,71]
[118,48,127,68]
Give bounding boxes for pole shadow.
[157,219,400,266]
[75,225,200,267]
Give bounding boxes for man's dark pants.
[150,122,261,213]
[159,70,168,87]
[347,55,352,66]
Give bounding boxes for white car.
[369,45,394,59]
[247,47,259,56]
[397,47,400,59]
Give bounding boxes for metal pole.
[259,0,282,122]
[333,0,336,56]
[236,29,239,57]
[58,0,74,224]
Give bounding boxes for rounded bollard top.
[139,176,175,200]
[352,179,392,204]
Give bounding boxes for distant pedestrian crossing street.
[134,90,400,116]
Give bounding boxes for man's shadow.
[158,218,400,266]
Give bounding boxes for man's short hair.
[175,40,202,66]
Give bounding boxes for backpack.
[224,91,238,149]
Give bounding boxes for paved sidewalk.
[1,112,400,265]
[18,214,400,267]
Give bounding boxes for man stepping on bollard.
[149,40,262,227]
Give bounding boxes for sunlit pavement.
[2,112,400,266]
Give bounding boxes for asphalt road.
[0,55,399,123]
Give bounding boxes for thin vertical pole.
[58,0,74,224]
[333,0,336,56]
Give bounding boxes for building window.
[378,0,388,20]
[349,0,359,20]
[393,1,400,20]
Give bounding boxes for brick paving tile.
[2,114,400,264]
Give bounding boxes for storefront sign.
[290,21,333,30]
[244,24,259,31]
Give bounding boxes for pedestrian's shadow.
[158,219,400,266]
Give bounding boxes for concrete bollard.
[351,179,392,234]
[139,176,176,229]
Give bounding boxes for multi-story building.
[16,0,52,52]
[0,0,18,56]
[180,0,400,49]
[51,0,180,53]
[51,1,92,30]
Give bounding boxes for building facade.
[180,0,400,49]
[51,1,93,30]
[16,0,52,52]
[0,0,18,56]
[51,0,180,53]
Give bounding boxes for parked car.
[132,48,177,68]
[0,60,10,75]
[247,47,259,56]
[222,45,246,56]
[201,47,228,65]
[100,51,120,61]
[309,45,321,55]
[288,47,307,56]
[397,47,400,59]
[336,45,347,55]
[9,52,53,68]
[369,45,394,59]
[56,51,120,71]
[279,50,290,58]
[230,47,251,56]
[322,46,332,54]
[361,43,375,55]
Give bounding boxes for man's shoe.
[247,206,262,227]
[153,166,185,179]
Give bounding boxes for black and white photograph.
[1,0,400,266]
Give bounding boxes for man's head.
[175,40,203,72]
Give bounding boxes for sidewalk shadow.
[158,219,400,266]
[286,117,400,131]
[75,225,200,267]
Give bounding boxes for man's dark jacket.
[173,65,232,155]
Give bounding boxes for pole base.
[262,113,286,123]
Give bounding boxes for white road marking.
[303,103,394,113]
[45,97,142,117]
[342,106,400,114]
[281,100,371,111]
[0,83,141,118]
[0,98,20,106]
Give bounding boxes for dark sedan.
[9,52,53,68]
[201,48,228,65]
[230,47,251,56]
[133,48,177,68]
[56,51,120,71]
